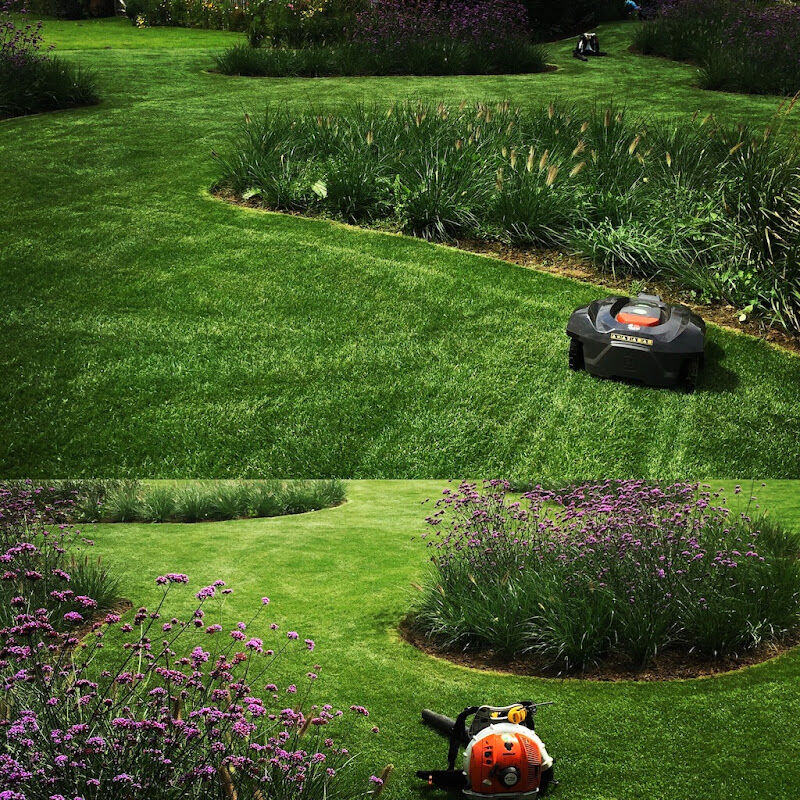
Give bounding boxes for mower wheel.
[568,338,584,371]
[682,356,700,393]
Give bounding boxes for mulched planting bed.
[401,619,800,681]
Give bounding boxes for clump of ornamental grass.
[215,0,547,77]
[0,571,381,799]
[0,483,120,630]
[410,480,800,673]
[0,1,98,119]
[214,100,800,334]
[97,479,346,523]
[632,0,800,96]
[214,39,547,78]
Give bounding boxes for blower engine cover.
[566,292,706,390]
[463,723,549,798]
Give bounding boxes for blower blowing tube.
[421,709,457,737]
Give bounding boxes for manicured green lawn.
[2,19,799,478]
[88,479,800,800]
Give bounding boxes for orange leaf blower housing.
[416,703,555,798]
[465,725,543,795]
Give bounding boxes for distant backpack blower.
[573,32,606,61]
[416,702,555,797]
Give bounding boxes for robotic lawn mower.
[417,702,555,797]
[567,293,706,391]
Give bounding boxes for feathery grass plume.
[545,165,558,186]
[569,161,586,177]
[572,140,585,157]
[496,167,504,191]
[366,129,374,146]
[628,135,641,156]
[526,145,536,172]
[581,120,589,133]
[548,102,554,119]
[510,148,518,169]
[665,151,672,167]
[538,149,549,171]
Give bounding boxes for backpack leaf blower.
[416,702,555,797]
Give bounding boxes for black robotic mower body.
[567,293,705,390]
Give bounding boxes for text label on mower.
[610,333,654,346]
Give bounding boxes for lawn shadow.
[699,339,739,395]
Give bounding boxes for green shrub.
[0,55,98,119]
[207,482,252,520]
[139,486,177,522]
[92,480,346,523]
[250,482,284,518]
[101,481,143,522]
[215,101,800,334]
[173,485,210,523]
[280,479,346,514]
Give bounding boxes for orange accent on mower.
[615,311,661,326]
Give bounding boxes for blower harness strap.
[447,706,479,770]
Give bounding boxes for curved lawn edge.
[398,618,800,683]
[208,190,800,356]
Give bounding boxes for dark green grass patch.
[85,480,800,800]
[2,20,800,477]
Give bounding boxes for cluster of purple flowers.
[0,1,46,67]
[425,480,765,583]
[418,480,798,670]
[0,485,377,800]
[353,0,531,52]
